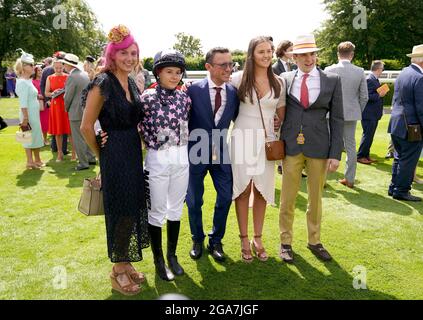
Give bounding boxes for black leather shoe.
[189,242,203,260]
[207,243,225,262]
[307,243,332,261]
[280,244,294,263]
[393,193,422,202]
[154,256,175,281]
[89,161,97,165]
[75,165,89,171]
[388,189,393,197]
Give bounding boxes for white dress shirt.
[290,66,321,106]
[207,73,227,126]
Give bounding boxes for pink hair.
[103,34,140,72]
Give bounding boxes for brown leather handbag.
[256,89,285,161]
[78,174,104,216]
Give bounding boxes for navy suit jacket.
[187,78,239,173]
[362,74,384,120]
[40,66,54,101]
[388,64,423,139]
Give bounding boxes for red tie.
[214,87,222,118]
[300,73,310,108]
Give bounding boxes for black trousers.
[357,120,379,159]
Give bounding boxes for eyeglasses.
[212,62,236,69]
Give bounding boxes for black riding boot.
[148,224,174,281]
[167,220,184,276]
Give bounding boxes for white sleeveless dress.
[229,72,286,205]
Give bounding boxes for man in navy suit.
[357,60,387,163]
[186,47,239,262]
[388,45,423,201]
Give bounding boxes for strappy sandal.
[128,266,146,285]
[110,267,141,296]
[239,235,253,263]
[250,235,269,262]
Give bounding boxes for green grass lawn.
[0,98,422,300]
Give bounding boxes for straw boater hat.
[61,53,80,67]
[291,35,321,54]
[406,44,423,58]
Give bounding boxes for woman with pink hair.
[80,25,149,296]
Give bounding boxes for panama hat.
[61,53,80,67]
[406,44,423,58]
[291,35,321,54]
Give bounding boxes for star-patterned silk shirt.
[140,86,191,151]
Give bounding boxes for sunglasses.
[211,62,236,69]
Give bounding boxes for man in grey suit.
[63,53,96,171]
[279,35,344,263]
[325,42,368,188]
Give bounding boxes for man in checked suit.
[325,41,368,188]
[63,53,96,171]
[388,44,423,202]
[279,35,344,263]
[186,48,240,262]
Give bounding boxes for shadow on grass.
[326,183,417,216]
[45,157,97,189]
[16,168,45,188]
[14,157,97,190]
[105,252,397,300]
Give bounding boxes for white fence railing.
[150,70,400,84]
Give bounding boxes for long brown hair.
[238,36,281,104]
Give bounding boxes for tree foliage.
[173,32,203,58]
[316,0,423,69]
[0,0,106,66]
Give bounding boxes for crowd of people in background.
[3,23,422,296]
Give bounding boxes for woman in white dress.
[230,36,286,262]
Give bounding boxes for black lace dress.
[81,71,149,263]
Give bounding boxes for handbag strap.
[254,87,269,140]
[20,123,32,131]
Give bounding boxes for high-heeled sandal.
[250,235,268,262]
[128,266,146,285]
[110,267,141,296]
[239,235,253,263]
